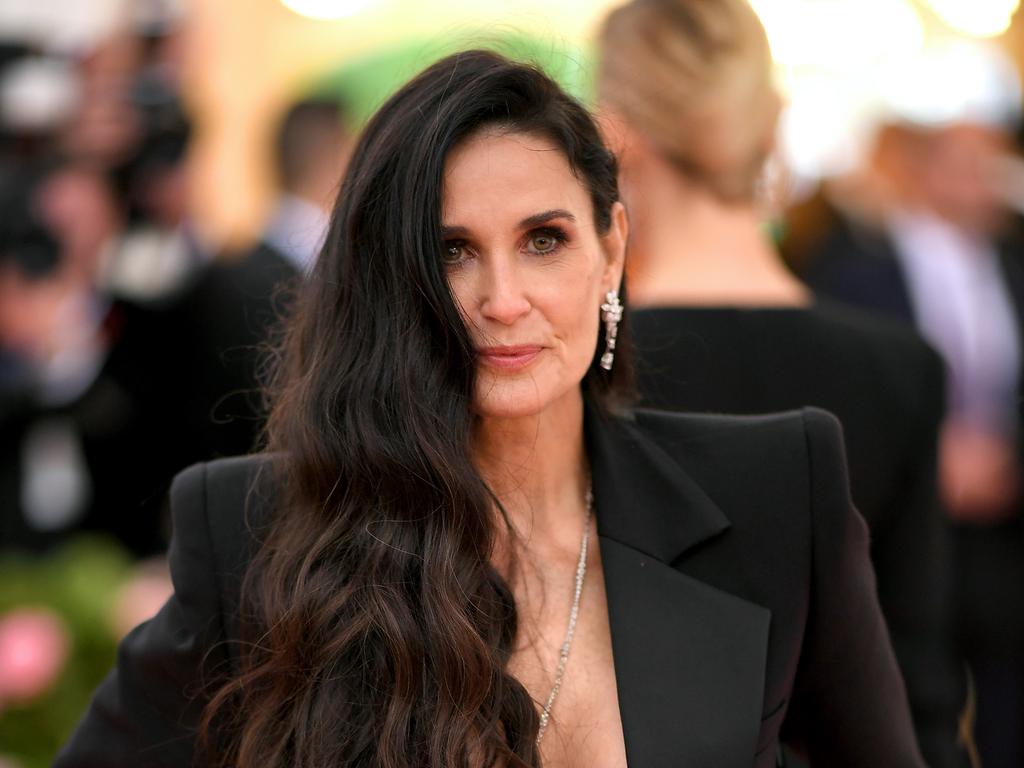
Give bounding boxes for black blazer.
[631,302,963,768]
[55,405,924,767]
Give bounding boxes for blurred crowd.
[785,94,1024,768]
[0,8,352,557]
[1,0,1024,766]
[0,14,352,755]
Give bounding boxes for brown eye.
[528,232,560,254]
[442,242,466,265]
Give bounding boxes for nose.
[478,257,531,325]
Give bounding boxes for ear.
[600,200,628,293]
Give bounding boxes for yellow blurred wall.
[183,0,1024,251]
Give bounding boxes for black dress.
[631,301,965,768]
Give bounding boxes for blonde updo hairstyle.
[598,0,780,203]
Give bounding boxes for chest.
[507,554,628,768]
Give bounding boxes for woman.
[56,50,921,767]
[597,1,965,766]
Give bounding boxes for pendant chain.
[535,482,594,746]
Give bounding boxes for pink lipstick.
[477,345,542,371]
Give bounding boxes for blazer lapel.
[585,403,772,767]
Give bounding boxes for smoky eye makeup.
[442,239,469,266]
[525,226,570,255]
[439,213,577,267]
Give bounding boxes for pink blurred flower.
[110,559,172,638]
[0,608,69,707]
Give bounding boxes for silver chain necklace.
[535,482,594,746]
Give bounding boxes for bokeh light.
[926,0,1020,38]
[880,39,1022,127]
[749,0,928,178]
[750,0,925,84]
[280,0,380,21]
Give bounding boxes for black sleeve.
[785,408,926,767]
[54,463,226,767]
[870,350,967,768]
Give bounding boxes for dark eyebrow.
[519,209,576,228]
[440,209,577,239]
[440,224,469,238]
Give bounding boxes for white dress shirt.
[889,209,1020,437]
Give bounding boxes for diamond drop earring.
[600,289,623,371]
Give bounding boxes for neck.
[472,390,589,550]
[624,163,810,308]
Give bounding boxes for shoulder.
[809,300,940,370]
[629,405,839,467]
[171,454,275,526]
[613,409,863,643]
[623,406,847,528]
[219,243,299,292]
[169,246,298,325]
[807,301,946,425]
[169,455,277,612]
[632,303,942,386]
[172,452,275,504]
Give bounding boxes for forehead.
[442,130,589,223]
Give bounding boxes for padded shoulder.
[628,405,847,527]
[631,404,842,465]
[169,454,278,625]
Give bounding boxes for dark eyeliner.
[534,226,568,242]
[526,226,569,255]
[442,239,468,266]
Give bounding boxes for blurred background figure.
[264,97,352,272]
[153,96,353,463]
[597,1,965,765]
[0,159,176,557]
[0,4,356,563]
[0,1,205,561]
[791,40,1024,768]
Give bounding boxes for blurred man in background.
[264,97,352,272]
[0,7,353,553]
[0,161,179,556]
[155,95,352,462]
[795,42,1024,768]
[0,5,208,557]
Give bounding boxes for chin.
[472,391,547,420]
[471,375,579,421]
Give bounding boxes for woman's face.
[441,130,626,420]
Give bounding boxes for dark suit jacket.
[1,244,298,558]
[631,302,963,768]
[54,405,924,767]
[161,242,298,462]
[0,298,187,556]
[801,216,1024,659]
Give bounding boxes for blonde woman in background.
[598,1,967,765]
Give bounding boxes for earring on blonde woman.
[600,289,623,371]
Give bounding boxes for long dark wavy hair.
[200,49,631,767]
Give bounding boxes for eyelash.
[442,226,570,266]
[527,226,569,255]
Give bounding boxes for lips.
[476,345,542,371]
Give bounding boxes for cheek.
[545,274,602,367]
[445,272,476,327]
